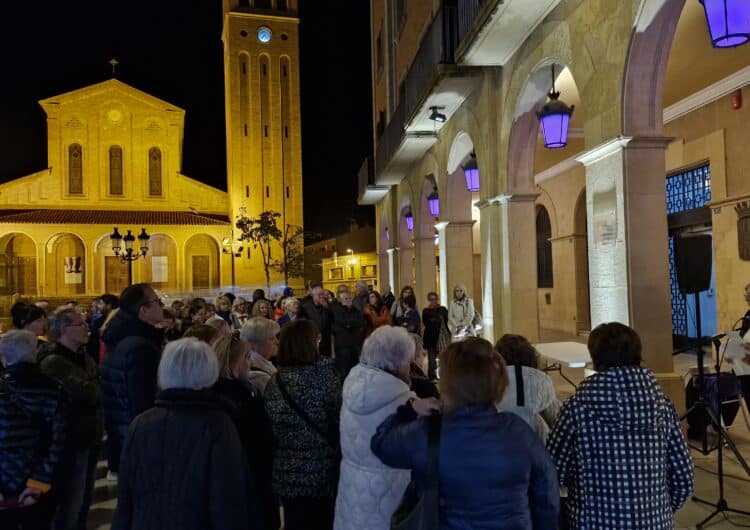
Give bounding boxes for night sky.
[0,1,374,238]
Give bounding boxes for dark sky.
[0,1,373,238]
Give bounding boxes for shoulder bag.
[390,414,441,530]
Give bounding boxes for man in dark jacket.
[101,283,164,479]
[300,282,333,357]
[86,293,118,363]
[331,291,366,379]
[38,309,103,530]
[0,330,66,530]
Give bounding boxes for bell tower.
[222,0,303,288]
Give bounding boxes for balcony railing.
[457,0,490,45]
[374,5,460,181]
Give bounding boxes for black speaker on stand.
[674,233,750,528]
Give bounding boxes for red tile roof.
[0,209,230,226]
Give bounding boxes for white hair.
[360,326,415,371]
[0,330,38,366]
[240,317,280,344]
[283,297,300,311]
[158,337,219,390]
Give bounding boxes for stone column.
[436,221,475,307]
[377,250,389,292]
[414,236,437,307]
[476,194,539,343]
[576,137,674,373]
[386,248,397,295]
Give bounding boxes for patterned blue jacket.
[547,366,694,530]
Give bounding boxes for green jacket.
[38,342,103,450]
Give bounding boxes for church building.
[0,0,303,305]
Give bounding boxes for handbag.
[390,414,441,530]
[436,321,451,353]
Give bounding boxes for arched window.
[536,206,553,288]
[148,147,162,196]
[109,146,123,195]
[68,144,83,194]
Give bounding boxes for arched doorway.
[397,204,415,293]
[95,234,130,296]
[185,234,220,294]
[573,189,591,332]
[140,234,178,293]
[0,233,37,296]
[46,233,86,296]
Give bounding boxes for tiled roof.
[0,209,230,226]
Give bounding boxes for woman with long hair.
[362,291,392,337]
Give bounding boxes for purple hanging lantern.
[463,154,480,192]
[536,65,575,149]
[385,227,390,241]
[404,210,414,232]
[427,188,440,217]
[700,0,750,48]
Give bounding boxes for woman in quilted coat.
[334,326,434,530]
[264,320,341,530]
[547,322,694,530]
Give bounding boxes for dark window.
[68,144,83,194]
[109,146,123,195]
[149,147,162,196]
[255,0,271,8]
[376,28,384,76]
[277,0,287,9]
[396,0,407,37]
[536,206,553,288]
[376,109,386,138]
[266,186,270,198]
[245,185,250,198]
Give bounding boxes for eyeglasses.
[67,321,88,329]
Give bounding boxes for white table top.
[534,341,591,368]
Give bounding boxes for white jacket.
[334,364,415,530]
[496,365,561,440]
[448,296,475,335]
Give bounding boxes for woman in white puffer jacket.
[334,326,419,530]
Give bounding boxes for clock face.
[257,27,272,43]
[107,109,123,123]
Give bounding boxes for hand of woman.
[411,397,441,417]
[742,354,750,365]
[18,487,41,507]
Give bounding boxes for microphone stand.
[688,297,750,528]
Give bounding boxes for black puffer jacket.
[0,362,67,496]
[264,357,342,498]
[213,378,278,530]
[101,310,163,465]
[112,388,262,530]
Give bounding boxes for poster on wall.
[64,256,83,284]
[152,256,168,283]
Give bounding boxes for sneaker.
[106,471,118,482]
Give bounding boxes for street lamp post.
[222,232,243,289]
[110,227,150,285]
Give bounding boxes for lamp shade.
[123,230,135,253]
[110,227,123,255]
[537,96,574,149]
[404,211,414,232]
[700,0,750,48]
[427,189,440,217]
[463,157,480,192]
[137,228,150,255]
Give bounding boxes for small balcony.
[357,156,389,206]
[373,3,483,186]
[455,0,562,66]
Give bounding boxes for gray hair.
[240,317,280,344]
[158,337,219,390]
[49,308,78,339]
[360,326,415,371]
[0,330,38,366]
[283,297,300,311]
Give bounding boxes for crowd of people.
[0,279,696,530]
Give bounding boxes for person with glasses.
[38,309,103,530]
[212,333,278,530]
[101,284,165,483]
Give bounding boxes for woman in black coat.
[213,333,279,530]
[112,337,262,530]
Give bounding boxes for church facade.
[0,0,303,304]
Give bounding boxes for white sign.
[152,256,168,283]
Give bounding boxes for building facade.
[0,0,304,306]
[361,0,750,405]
